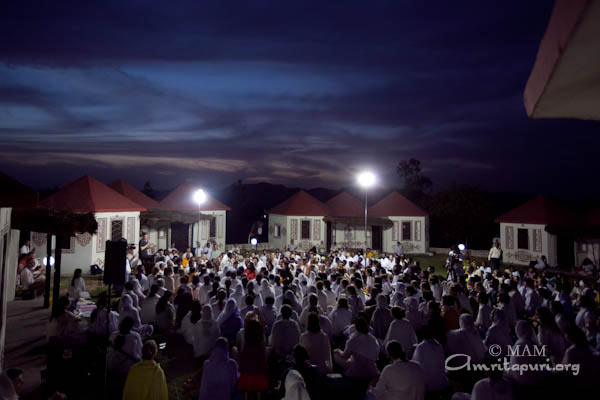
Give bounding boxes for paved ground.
[4,297,49,400]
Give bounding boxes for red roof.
[109,179,160,209]
[367,191,428,217]
[326,192,364,217]
[494,196,575,226]
[159,183,231,211]
[268,190,329,216]
[39,176,146,212]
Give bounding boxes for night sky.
[1,1,599,198]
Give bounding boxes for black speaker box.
[104,239,127,285]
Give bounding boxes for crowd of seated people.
[16,242,600,400]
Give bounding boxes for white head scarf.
[283,369,311,400]
[202,305,214,322]
[217,299,238,325]
[515,320,538,344]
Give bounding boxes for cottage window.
[401,222,412,241]
[273,224,281,238]
[111,220,123,241]
[301,220,311,240]
[517,228,528,250]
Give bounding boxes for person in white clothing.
[329,298,353,337]
[140,285,160,324]
[375,340,425,400]
[384,307,418,359]
[19,240,31,255]
[446,314,486,366]
[488,240,502,270]
[299,313,332,375]
[67,268,88,301]
[471,369,514,400]
[412,327,449,393]
[333,317,379,380]
[192,305,220,358]
[270,305,301,359]
[282,369,311,400]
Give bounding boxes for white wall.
[268,214,325,251]
[268,214,288,250]
[0,208,20,369]
[574,239,600,266]
[382,216,429,254]
[499,222,557,266]
[192,210,227,257]
[34,211,141,276]
[332,224,372,249]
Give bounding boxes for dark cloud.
[0,1,599,198]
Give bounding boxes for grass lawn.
[58,274,107,299]
[412,253,487,277]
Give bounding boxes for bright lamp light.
[193,189,207,206]
[250,238,258,246]
[357,171,376,188]
[43,256,55,267]
[458,244,466,251]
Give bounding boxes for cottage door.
[171,223,190,251]
[371,226,383,251]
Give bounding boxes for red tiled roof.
[159,183,231,211]
[326,192,364,217]
[494,196,575,226]
[39,176,146,212]
[268,190,329,216]
[0,171,38,208]
[109,179,160,209]
[367,191,428,217]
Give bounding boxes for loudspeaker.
[104,239,127,285]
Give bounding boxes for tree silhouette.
[396,158,432,206]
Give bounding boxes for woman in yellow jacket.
[123,340,168,400]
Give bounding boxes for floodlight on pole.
[458,243,466,251]
[250,238,258,247]
[357,171,376,188]
[357,171,376,257]
[193,189,207,206]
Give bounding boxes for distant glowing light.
[458,244,466,251]
[357,171,376,188]
[193,189,207,206]
[43,256,55,267]
[250,238,258,246]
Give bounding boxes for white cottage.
[367,191,429,254]
[36,176,146,275]
[268,190,429,254]
[268,190,329,252]
[156,183,230,257]
[495,196,577,267]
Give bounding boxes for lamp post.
[193,189,207,248]
[357,171,376,257]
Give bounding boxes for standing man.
[20,240,31,256]
[139,233,150,260]
[488,240,502,270]
[287,239,297,252]
[394,242,404,257]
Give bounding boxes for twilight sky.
[1,1,599,197]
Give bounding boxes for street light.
[193,189,207,206]
[357,171,376,257]
[193,189,207,249]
